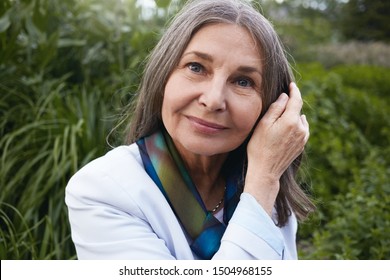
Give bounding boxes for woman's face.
[162,23,263,157]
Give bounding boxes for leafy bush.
[297,63,390,259]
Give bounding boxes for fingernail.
[279,93,288,102]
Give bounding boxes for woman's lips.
[187,116,227,134]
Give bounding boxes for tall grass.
[0,73,113,259]
[0,0,163,259]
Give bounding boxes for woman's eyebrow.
[182,51,213,62]
[182,51,262,75]
[237,66,262,76]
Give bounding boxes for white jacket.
[65,143,298,259]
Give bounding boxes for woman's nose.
[198,77,227,112]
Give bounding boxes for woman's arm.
[244,83,309,215]
[214,193,297,260]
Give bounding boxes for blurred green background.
[0,0,389,259]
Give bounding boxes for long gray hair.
[124,0,315,225]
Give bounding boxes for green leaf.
[57,38,87,48]
[0,13,10,33]
[155,0,171,8]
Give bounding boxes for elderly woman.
[66,0,315,260]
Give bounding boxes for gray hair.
[124,0,314,225]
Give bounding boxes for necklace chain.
[210,186,226,213]
[210,197,224,213]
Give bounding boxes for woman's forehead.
[183,23,263,68]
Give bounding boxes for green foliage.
[266,0,390,43]
[0,0,164,259]
[297,63,390,259]
[1,0,389,260]
[155,0,171,8]
[340,0,390,42]
[262,1,390,67]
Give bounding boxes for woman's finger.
[260,92,289,125]
[284,82,303,116]
[301,114,310,143]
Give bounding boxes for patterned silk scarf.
[136,130,241,259]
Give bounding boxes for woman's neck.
[174,140,228,210]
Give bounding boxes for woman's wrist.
[243,170,280,216]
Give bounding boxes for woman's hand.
[244,83,309,215]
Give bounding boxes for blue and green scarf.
[136,130,242,259]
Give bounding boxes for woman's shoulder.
[80,143,143,173]
[65,143,152,213]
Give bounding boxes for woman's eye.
[236,77,253,88]
[188,62,203,73]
